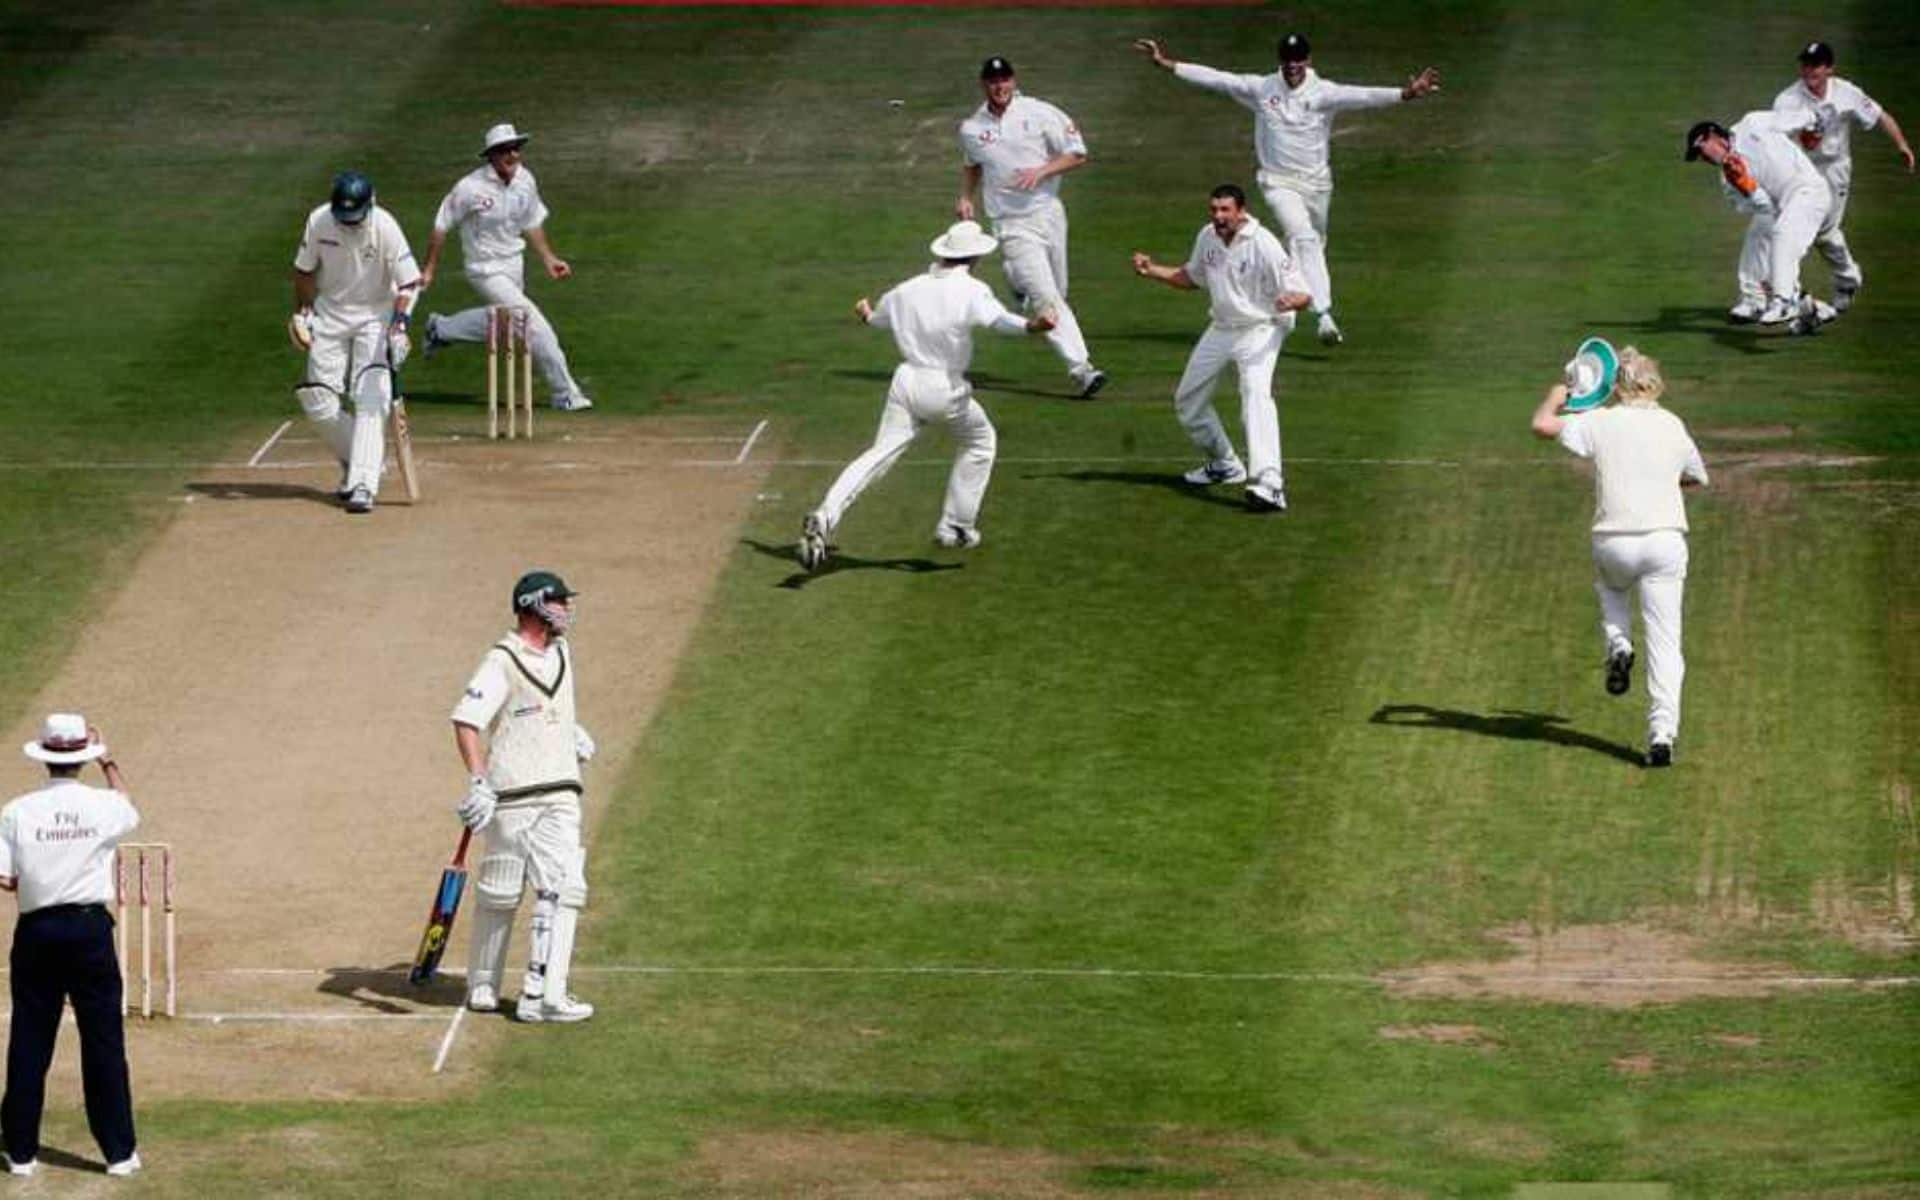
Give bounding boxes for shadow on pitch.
[1369,704,1644,766]
[318,963,462,1012]
[827,368,1083,403]
[740,538,964,589]
[1584,306,1787,355]
[27,1146,103,1174]
[185,481,339,507]
[393,388,476,408]
[1041,469,1250,512]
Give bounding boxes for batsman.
[449,571,597,1023]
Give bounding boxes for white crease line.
[247,420,293,467]
[734,418,769,464]
[572,965,1920,987]
[432,1006,467,1073]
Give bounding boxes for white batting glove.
[288,310,315,351]
[456,777,497,831]
[574,724,597,764]
[388,324,413,369]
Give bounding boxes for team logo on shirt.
[976,129,999,146]
[1204,248,1224,266]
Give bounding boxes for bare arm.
[419,227,448,291]
[956,163,983,220]
[1530,383,1570,440]
[1880,109,1916,172]
[1131,252,1196,290]
[1133,38,1178,71]
[453,722,488,778]
[525,226,572,280]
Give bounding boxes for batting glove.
[456,777,497,831]
[288,310,315,351]
[388,326,413,369]
[574,724,597,764]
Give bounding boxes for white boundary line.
[246,420,292,467]
[734,418,769,464]
[432,1006,467,1073]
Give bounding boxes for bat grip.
[453,826,474,867]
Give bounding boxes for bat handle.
[453,826,474,867]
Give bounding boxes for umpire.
[0,714,141,1178]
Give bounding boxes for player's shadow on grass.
[1369,704,1644,766]
[185,481,339,507]
[828,368,1081,403]
[740,538,964,589]
[318,963,462,1012]
[26,1146,102,1175]
[1043,469,1250,511]
[1585,307,1783,355]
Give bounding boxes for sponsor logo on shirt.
[465,687,484,700]
[511,704,542,718]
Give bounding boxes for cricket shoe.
[1604,644,1635,696]
[1316,313,1344,346]
[1183,458,1248,486]
[1071,366,1109,400]
[517,991,594,1023]
[344,485,375,514]
[552,392,594,411]
[1727,296,1767,324]
[1810,298,1838,325]
[106,1152,143,1178]
[798,513,830,572]
[422,312,448,360]
[5,1157,35,1177]
[934,523,982,549]
[466,983,501,1013]
[334,464,351,500]
[1833,281,1860,314]
[1757,295,1799,326]
[1646,738,1674,769]
[1787,295,1822,336]
[1244,472,1288,513]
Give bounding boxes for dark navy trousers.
[2,904,136,1165]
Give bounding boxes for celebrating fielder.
[1531,349,1708,768]
[1134,33,1439,347]
[956,56,1108,399]
[1131,185,1313,513]
[419,124,594,412]
[1685,113,1834,333]
[289,171,420,515]
[450,571,597,1023]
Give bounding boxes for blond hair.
[1615,346,1665,407]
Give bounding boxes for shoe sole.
[1244,489,1287,513]
[1184,468,1248,487]
[1077,374,1107,400]
[1605,650,1634,696]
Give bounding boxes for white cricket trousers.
[435,262,586,403]
[1591,529,1689,742]
[815,364,997,537]
[1258,173,1333,315]
[467,792,588,1002]
[994,206,1092,373]
[298,315,391,495]
[1732,178,1834,303]
[1173,321,1287,484]
[1738,169,1858,299]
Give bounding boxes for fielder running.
[419,124,593,411]
[289,171,420,515]
[1134,33,1439,347]
[1531,349,1709,768]
[1685,113,1834,332]
[798,221,1055,573]
[956,56,1108,399]
[1130,184,1313,513]
[1761,39,1915,317]
[451,571,597,1023]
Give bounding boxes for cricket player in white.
[798,221,1055,573]
[1686,115,1834,332]
[1130,185,1312,513]
[419,124,592,411]
[1763,40,1915,317]
[1532,349,1709,767]
[1135,34,1439,347]
[451,571,597,1022]
[289,171,420,515]
[956,57,1107,399]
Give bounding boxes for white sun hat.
[480,123,531,157]
[1563,336,1619,412]
[23,713,105,765]
[930,220,1000,260]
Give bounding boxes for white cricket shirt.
[1557,406,1709,535]
[1182,215,1307,329]
[1173,64,1401,190]
[1726,110,1828,207]
[867,264,1028,373]
[451,632,581,800]
[0,780,139,913]
[1773,76,1883,179]
[433,163,552,276]
[958,94,1087,221]
[293,205,420,324]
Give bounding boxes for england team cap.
[512,570,576,612]
[979,56,1015,80]
[1278,33,1311,62]
[1797,40,1835,67]
[1683,120,1728,161]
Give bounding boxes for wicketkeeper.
[450,571,596,1022]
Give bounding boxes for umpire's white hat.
[23,713,106,765]
[481,123,531,157]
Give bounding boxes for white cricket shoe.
[466,983,500,1012]
[1183,459,1248,486]
[5,1156,35,1177]
[517,991,594,1023]
[1244,471,1288,513]
[1833,281,1860,313]
[1810,299,1838,325]
[344,485,375,514]
[1757,295,1799,326]
[421,312,448,360]
[106,1152,142,1178]
[934,524,982,549]
[1787,295,1822,336]
[1727,296,1767,323]
[798,513,829,572]
[1316,312,1344,346]
[551,392,594,412]
[1070,365,1109,400]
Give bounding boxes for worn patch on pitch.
[1378,1023,1501,1050]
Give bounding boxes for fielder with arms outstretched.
[1134,33,1439,347]
[450,571,597,1023]
[290,170,420,515]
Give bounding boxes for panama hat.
[1563,336,1619,412]
[480,123,531,157]
[23,713,105,765]
[930,220,999,260]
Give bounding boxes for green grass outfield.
[2,0,1917,1194]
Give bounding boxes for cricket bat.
[409,827,473,985]
[388,395,421,504]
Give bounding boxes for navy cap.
[1684,120,1729,161]
[512,570,576,613]
[980,56,1014,80]
[1797,40,1834,67]
[328,171,374,224]
[1278,33,1311,63]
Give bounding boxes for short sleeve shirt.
[1557,406,1708,534]
[1774,76,1883,173]
[958,95,1086,221]
[0,780,140,913]
[293,205,420,323]
[433,164,552,275]
[1182,216,1306,328]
